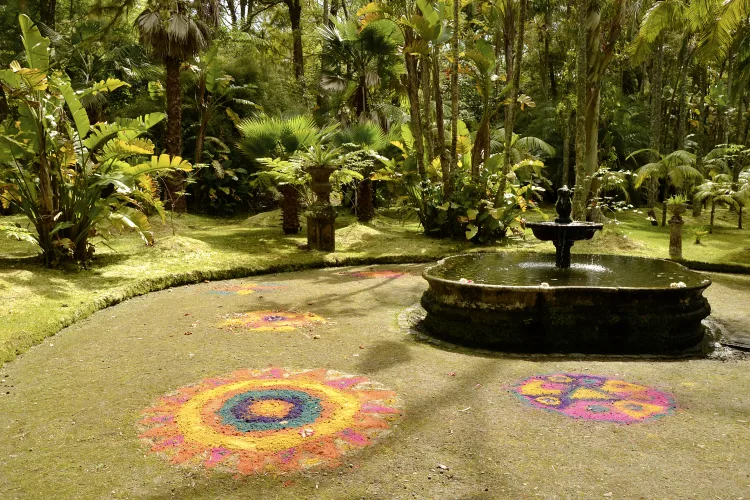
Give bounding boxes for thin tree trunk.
[647,39,663,210]
[226,0,238,26]
[449,0,459,196]
[692,68,708,217]
[562,109,571,186]
[40,0,56,29]
[0,87,8,121]
[538,18,549,102]
[500,0,516,196]
[164,55,187,213]
[433,49,449,193]
[709,199,716,233]
[571,0,588,220]
[286,0,304,86]
[404,29,426,178]
[738,204,743,230]
[421,57,434,160]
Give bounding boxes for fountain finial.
[555,185,573,224]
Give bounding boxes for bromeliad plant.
[0,15,191,266]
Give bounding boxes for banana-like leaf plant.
[0,15,191,266]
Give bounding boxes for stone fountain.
[420,187,712,354]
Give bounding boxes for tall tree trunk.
[500,0,516,196]
[571,0,588,220]
[692,68,708,217]
[562,109,571,186]
[404,29,426,178]
[39,0,56,29]
[226,0,238,26]
[286,0,304,86]
[501,0,528,196]
[356,179,374,222]
[539,9,551,101]
[648,39,663,211]
[674,40,690,150]
[421,57,434,160]
[449,0,459,196]
[0,87,8,122]
[164,55,187,213]
[433,49,449,193]
[546,7,557,100]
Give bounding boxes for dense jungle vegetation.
[1,0,749,265]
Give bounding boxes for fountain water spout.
[526,186,603,269]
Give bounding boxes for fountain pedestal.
[525,186,602,269]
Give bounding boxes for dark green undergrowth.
[2,205,749,366]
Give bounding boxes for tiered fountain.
[420,187,712,354]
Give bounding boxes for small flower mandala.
[207,282,285,296]
[138,368,401,475]
[219,311,326,332]
[336,270,408,279]
[511,373,676,424]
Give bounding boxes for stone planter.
[305,166,338,251]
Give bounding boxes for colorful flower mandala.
[138,368,401,475]
[220,311,326,332]
[336,270,408,279]
[207,282,285,296]
[511,373,676,424]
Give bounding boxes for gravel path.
[1,264,749,499]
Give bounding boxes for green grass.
[0,211,475,365]
[1,204,748,366]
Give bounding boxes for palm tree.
[135,0,219,212]
[318,16,402,121]
[694,174,740,233]
[333,122,391,222]
[631,149,704,226]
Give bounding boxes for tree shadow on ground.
[355,340,413,375]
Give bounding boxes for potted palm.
[295,143,352,251]
[667,195,687,260]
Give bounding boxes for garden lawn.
[1,205,749,366]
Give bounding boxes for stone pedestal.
[306,205,337,251]
[669,214,684,260]
[304,166,338,251]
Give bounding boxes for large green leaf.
[59,81,90,139]
[83,78,130,96]
[19,14,49,71]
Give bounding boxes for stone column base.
[306,206,337,251]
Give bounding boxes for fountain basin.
[420,253,712,354]
[525,221,603,242]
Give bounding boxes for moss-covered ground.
[1,264,749,499]
[1,205,748,366]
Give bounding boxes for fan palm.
[630,148,704,226]
[319,16,403,120]
[135,0,219,212]
[694,174,741,233]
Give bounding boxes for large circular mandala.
[511,373,676,424]
[138,368,401,475]
[220,311,326,332]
